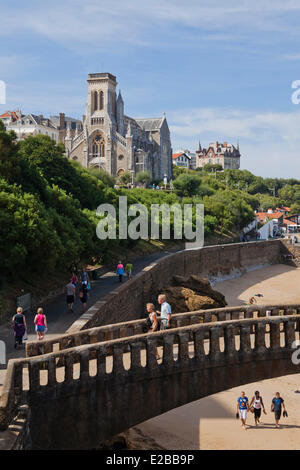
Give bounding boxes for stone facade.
[196,141,240,169]
[65,73,173,181]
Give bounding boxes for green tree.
[136,170,151,186]
[119,171,132,185]
[173,174,202,197]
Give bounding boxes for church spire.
[117,89,124,103]
[197,140,202,152]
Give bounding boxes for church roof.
[135,117,164,131]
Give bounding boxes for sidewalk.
[0,248,179,389]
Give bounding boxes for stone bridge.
[1,305,300,449]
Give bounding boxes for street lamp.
[163,173,168,190]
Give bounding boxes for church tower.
[85,73,118,172]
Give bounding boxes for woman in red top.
[34,307,48,341]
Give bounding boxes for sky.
[1,0,300,177]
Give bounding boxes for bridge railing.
[26,304,300,358]
[2,314,300,431]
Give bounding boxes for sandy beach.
[135,263,300,450]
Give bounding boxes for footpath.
[0,249,177,389]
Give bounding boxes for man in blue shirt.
[271,392,287,428]
[236,391,249,430]
[157,294,172,330]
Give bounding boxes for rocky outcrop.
[162,275,227,313]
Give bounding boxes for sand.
[135,263,300,450]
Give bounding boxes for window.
[99,91,104,110]
[91,132,105,159]
[93,91,98,111]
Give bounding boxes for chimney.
[59,113,65,130]
[39,114,43,124]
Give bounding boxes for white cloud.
[2,0,300,51]
[168,107,300,177]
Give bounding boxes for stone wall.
[19,315,300,449]
[67,240,282,333]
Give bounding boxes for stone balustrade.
[26,304,300,358]
[1,314,300,448]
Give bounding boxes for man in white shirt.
[157,294,172,330]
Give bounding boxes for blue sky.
[1,0,300,177]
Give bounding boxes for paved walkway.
[0,248,179,388]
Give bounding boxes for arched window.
[99,91,104,110]
[91,133,105,159]
[93,91,98,111]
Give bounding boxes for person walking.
[65,279,76,312]
[236,391,249,430]
[249,390,266,426]
[34,307,47,341]
[271,392,287,428]
[146,303,159,332]
[12,307,27,349]
[116,261,125,283]
[71,272,78,289]
[79,283,89,313]
[125,261,133,280]
[146,303,160,360]
[157,294,171,330]
[80,268,90,287]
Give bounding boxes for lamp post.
[163,173,167,190]
[130,169,134,188]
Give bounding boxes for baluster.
[240,325,251,353]
[204,313,211,323]
[131,342,141,369]
[162,334,175,366]
[28,362,40,391]
[244,309,252,319]
[224,324,236,355]
[284,320,295,349]
[231,311,240,320]
[270,320,281,350]
[96,345,106,376]
[209,327,220,356]
[272,308,279,317]
[65,355,74,382]
[88,331,98,344]
[218,312,226,322]
[112,345,125,374]
[194,329,205,360]
[80,350,90,379]
[178,332,190,363]
[146,337,158,368]
[47,357,56,386]
[255,322,266,351]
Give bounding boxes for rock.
[172,275,226,307]
[160,275,227,313]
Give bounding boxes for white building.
[172,151,192,169]
[7,114,60,142]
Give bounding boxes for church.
[65,73,173,181]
